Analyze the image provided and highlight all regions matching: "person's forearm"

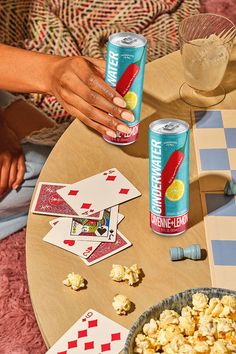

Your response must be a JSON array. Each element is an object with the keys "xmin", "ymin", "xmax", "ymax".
[{"xmin": 0, "ymin": 44, "xmax": 62, "ymax": 94}]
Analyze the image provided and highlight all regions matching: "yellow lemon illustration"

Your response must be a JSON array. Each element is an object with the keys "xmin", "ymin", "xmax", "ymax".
[
  {"xmin": 124, "ymin": 91, "xmax": 138, "ymax": 111},
  {"xmin": 165, "ymin": 179, "xmax": 185, "ymax": 202}
]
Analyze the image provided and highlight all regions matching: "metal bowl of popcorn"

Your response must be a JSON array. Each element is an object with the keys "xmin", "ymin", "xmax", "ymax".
[{"xmin": 124, "ymin": 287, "xmax": 236, "ymax": 353}]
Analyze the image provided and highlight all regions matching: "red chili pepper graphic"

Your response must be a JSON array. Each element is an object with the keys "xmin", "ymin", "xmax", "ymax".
[
  {"xmin": 116, "ymin": 49, "xmax": 145, "ymax": 96},
  {"xmin": 160, "ymin": 133, "xmax": 188, "ymax": 216}
]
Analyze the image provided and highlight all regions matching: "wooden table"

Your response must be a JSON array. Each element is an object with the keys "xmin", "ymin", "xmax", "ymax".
[{"xmin": 26, "ymin": 47, "xmax": 236, "ymax": 349}]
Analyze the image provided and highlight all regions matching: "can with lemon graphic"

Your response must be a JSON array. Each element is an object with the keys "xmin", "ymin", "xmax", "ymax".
[
  {"xmin": 149, "ymin": 119, "xmax": 190, "ymax": 236},
  {"xmin": 104, "ymin": 32, "xmax": 147, "ymax": 145}
]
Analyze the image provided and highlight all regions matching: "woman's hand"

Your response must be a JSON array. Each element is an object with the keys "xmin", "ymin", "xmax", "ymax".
[
  {"xmin": 0, "ymin": 118, "xmax": 25, "ymax": 196},
  {"xmin": 48, "ymin": 56, "xmax": 134, "ymax": 137}
]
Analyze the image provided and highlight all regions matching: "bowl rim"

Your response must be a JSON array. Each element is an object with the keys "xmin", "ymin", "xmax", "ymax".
[{"xmin": 124, "ymin": 287, "xmax": 236, "ymax": 353}]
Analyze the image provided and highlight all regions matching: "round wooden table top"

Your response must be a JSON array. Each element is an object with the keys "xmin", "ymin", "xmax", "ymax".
[{"xmin": 26, "ymin": 47, "xmax": 236, "ymax": 349}]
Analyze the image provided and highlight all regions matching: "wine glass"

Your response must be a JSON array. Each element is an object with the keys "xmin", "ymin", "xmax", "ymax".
[{"xmin": 179, "ymin": 14, "xmax": 236, "ymax": 107}]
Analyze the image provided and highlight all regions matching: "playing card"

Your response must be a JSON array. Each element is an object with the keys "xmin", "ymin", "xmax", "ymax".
[
  {"xmin": 46, "ymin": 308, "xmax": 129, "ymax": 353},
  {"xmin": 49, "ymin": 214, "xmax": 124, "ymax": 229},
  {"xmin": 31, "ymin": 182, "xmax": 104, "ymax": 220},
  {"xmin": 43, "ymin": 218, "xmax": 101, "ymax": 258},
  {"xmin": 49, "ymin": 217, "xmax": 61, "ymax": 227},
  {"xmin": 70, "ymin": 206, "xmax": 118, "ymax": 242},
  {"xmin": 57, "ymin": 168, "xmax": 141, "ymax": 217},
  {"xmin": 82, "ymin": 231, "xmax": 132, "ymax": 266}
]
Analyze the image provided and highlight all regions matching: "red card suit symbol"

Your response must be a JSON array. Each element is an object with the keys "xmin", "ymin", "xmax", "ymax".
[
  {"xmin": 84, "ymin": 341, "xmax": 94, "ymax": 350},
  {"xmin": 111, "ymin": 333, "xmax": 121, "ymax": 341},
  {"xmin": 101, "ymin": 343, "xmax": 111, "ymax": 351},
  {"xmin": 119, "ymin": 188, "xmax": 129, "ymax": 194},
  {"xmin": 106, "ymin": 175, "xmax": 116, "ymax": 181},
  {"xmin": 68, "ymin": 190, "xmax": 79, "ymax": 196},
  {"xmin": 88, "ymin": 319, "xmax": 98, "ymax": 328},
  {"xmin": 68, "ymin": 340, "xmax": 77, "ymax": 349},
  {"xmin": 81, "ymin": 203, "xmax": 92, "ymax": 209},
  {"xmin": 78, "ymin": 329, "xmax": 87, "ymax": 338},
  {"xmin": 83, "ymin": 246, "xmax": 93, "ymax": 257},
  {"xmin": 58, "ymin": 351, "xmax": 67, "ymax": 354},
  {"xmin": 49, "ymin": 192, "xmax": 64, "ymax": 206},
  {"xmin": 64, "ymin": 240, "xmax": 75, "ymax": 246}
]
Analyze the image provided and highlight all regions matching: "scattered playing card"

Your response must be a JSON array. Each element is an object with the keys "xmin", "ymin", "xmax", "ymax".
[
  {"xmin": 49, "ymin": 217, "xmax": 61, "ymax": 227},
  {"xmin": 70, "ymin": 206, "xmax": 118, "ymax": 243},
  {"xmin": 82, "ymin": 231, "xmax": 132, "ymax": 266},
  {"xmin": 49, "ymin": 213, "xmax": 124, "ymax": 230},
  {"xmin": 43, "ymin": 218, "xmax": 101, "ymax": 258},
  {"xmin": 57, "ymin": 168, "xmax": 141, "ymax": 217},
  {"xmin": 31, "ymin": 182, "xmax": 104, "ymax": 220},
  {"xmin": 46, "ymin": 309, "xmax": 129, "ymax": 354}
]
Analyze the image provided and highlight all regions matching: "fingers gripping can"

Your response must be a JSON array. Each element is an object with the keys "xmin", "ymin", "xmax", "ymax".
[
  {"xmin": 103, "ymin": 32, "xmax": 147, "ymax": 145},
  {"xmin": 149, "ymin": 119, "xmax": 190, "ymax": 236}
]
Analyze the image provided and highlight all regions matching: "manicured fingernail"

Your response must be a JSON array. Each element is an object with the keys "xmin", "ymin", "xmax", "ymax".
[
  {"xmin": 121, "ymin": 111, "xmax": 134, "ymax": 122},
  {"xmin": 117, "ymin": 124, "xmax": 131, "ymax": 134},
  {"xmin": 106, "ymin": 130, "xmax": 117, "ymax": 138},
  {"xmin": 13, "ymin": 185, "xmax": 19, "ymax": 190},
  {"xmin": 113, "ymin": 97, "xmax": 126, "ymax": 108}
]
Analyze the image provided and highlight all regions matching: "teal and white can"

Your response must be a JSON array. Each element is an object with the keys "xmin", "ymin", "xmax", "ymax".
[
  {"xmin": 149, "ymin": 119, "xmax": 190, "ymax": 236},
  {"xmin": 103, "ymin": 32, "xmax": 147, "ymax": 145}
]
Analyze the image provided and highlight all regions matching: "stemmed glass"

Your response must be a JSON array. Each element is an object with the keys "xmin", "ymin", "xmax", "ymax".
[{"xmin": 179, "ymin": 14, "xmax": 236, "ymax": 107}]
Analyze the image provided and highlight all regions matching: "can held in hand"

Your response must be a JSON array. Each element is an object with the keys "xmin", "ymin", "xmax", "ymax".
[
  {"xmin": 103, "ymin": 32, "xmax": 147, "ymax": 145},
  {"xmin": 149, "ymin": 119, "xmax": 190, "ymax": 236}
]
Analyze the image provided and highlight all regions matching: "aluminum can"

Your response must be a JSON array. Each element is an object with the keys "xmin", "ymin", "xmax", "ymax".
[
  {"xmin": 149, "ymin": 119, "xmax": 190, "ymax": 236},
  {"xmin": 103, "ymin": 32, "xmax": 147, "ymax": 145}
]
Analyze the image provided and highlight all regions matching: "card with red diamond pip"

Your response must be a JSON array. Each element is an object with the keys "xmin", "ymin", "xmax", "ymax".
[
  {"xmin": 35, "ymin": 168, "xmax": 141, "ymax": 265},
  {"xmin": 57, "ymin": 168, "xmax": 141, "ymax": 217},
  {"xmin": 31, "ymin": 182, "xmax": 104, "ymax": 220},
  {"xmin": 45, "ymin": 309, "xmax": 129, "ymax": 353}
]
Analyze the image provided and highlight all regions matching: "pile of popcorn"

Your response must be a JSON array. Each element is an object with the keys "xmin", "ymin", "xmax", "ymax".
[
  {"xmin": 134, "ymin": 293, "xmax": 236, "ymax": 353},
  {"xmin": 110, "ymin": 264, "xmax": 141, "ymax": 315},
  {"xmin": 112, "ymin": 294, "xmax": 131, "ymax": 315},
  {"xmin": 110, "ymin": 263, "xmax": 141, "ymax": 286},
  {"xmin": 63, "ymin": 272, "xmax": 85, "ymax": 291}
]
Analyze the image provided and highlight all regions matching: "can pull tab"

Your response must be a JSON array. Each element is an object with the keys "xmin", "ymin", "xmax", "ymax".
[
  {"xmin": 121, "ymin": 36, "xmax": 137, "ymax": 45},
  {"xmin": 163, "ymin": 122, "xmax": 179, "ymax": 131}
]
